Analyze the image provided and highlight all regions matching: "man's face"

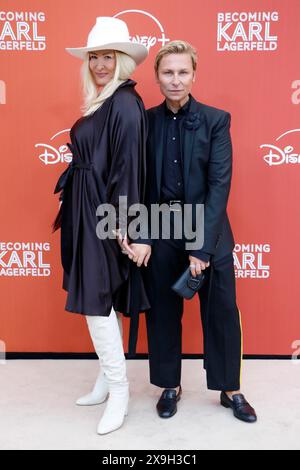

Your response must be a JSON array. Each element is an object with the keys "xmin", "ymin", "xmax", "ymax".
[{"xmin": 156, "ymin": 53, "xmax": 195, "ymax": 102}]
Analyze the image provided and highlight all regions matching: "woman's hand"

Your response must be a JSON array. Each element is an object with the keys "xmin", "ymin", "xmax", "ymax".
[
  {"xmin": 113, "ymin": 230, "xmax": 136, "ymax": 257},
  {"xmin": 113, "ymin": 229, "xmax": 151, "ymax": 266}
]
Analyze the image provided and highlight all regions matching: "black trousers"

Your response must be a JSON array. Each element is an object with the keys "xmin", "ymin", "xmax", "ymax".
[{"xmin": 145, "ymin": 220, "xmax": 242, "ymax": 391}]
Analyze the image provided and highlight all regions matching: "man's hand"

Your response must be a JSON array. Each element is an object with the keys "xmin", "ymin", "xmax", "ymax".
[
  {"xmin": 129, "ymin": 244, "xmax": 152, "ymax": 267},
  {"xmin": 189, "ymin": 255, "xmax": 210, "ymax": 277}
]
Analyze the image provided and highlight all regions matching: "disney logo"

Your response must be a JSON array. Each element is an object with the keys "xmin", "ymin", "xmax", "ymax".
[
  {"xmin": 130, "ymin": 35, "xmax": 156, "ymax": 48},
  {"xmin": 260, "ymin": 144, "xmax": 300, "ymax": 166},
  {"xmin": 35, "ymin": 144, "xmax": 73, "ymax": 165},
  {"xmin": 115, "ymin": 10, "xmax": 170, "ymax": 48}
]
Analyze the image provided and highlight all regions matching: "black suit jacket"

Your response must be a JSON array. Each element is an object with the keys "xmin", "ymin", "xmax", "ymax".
[{"xmin": 138, "ymin": 94, "xmax": 235, "ymax": 261}]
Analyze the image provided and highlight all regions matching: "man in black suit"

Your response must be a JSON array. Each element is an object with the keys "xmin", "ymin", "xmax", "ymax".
[{"xmin": 125, "ymin": 41, "xmax": 257, "ymax": 423}]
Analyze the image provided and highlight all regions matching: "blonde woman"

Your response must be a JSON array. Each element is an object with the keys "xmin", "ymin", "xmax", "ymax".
[{"xmin": 53, "ymin": 17, "xmax": 151, "ymax": 435}]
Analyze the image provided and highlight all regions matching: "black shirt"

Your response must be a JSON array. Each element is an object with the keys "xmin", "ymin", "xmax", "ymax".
[{"xmin": 160, "ymin": 96, "xmax": 191, "ymax": 202}]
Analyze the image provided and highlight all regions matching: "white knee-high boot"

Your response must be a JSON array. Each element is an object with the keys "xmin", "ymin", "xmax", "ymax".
[
  {"xmin": 86, "ymin": 310, "xmax": 129, "ymax": 435},
  {"xmin": 76, "ymin": 311, "xmax": 123, "ymax": 406},
  {"xmin": 76, "ymin": 367, "xmax": 108, "ymax": 406}
]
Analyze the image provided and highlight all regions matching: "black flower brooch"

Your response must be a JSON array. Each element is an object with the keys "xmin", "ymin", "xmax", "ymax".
[{"xmin": 183, "ymin": 112, "xmax": 202, "ymax": 130}]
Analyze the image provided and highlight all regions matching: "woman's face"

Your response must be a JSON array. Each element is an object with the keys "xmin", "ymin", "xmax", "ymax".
[{"xmin": 88, "ymin": 50, "xmax": 116, "ymax": 88}]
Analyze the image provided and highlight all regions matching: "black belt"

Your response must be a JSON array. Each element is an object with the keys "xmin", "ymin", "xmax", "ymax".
[
  {"xmin": 53, "ymin": 143, "xmax": 93, "ymax": 200},
  {"xmin": 161, "ymin": 199, "xmax": 184, "ymax": 211}
]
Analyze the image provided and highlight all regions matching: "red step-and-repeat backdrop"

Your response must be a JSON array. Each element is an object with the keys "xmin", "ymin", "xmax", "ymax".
[{"xmin": 0, "ymin": 0, "xmax": 299, "ymax": 356}]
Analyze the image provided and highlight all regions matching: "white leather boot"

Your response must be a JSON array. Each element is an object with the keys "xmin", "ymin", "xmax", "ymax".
[
  {"xmin": 76, "ymin": 368, "xmax": 108, "ymax": 406},
  {"xmin": 76, "ymin": 312, "xmax": 123, "ymax": 406},
  {"xmin": 86, "ymin": 309, "xmax": 129, "ymax": 435}
]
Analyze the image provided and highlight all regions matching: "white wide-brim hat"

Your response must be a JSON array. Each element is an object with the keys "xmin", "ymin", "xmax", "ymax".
[{"xmin": 65, "ymin": 16, "xmax": 148, "ymax": 65}]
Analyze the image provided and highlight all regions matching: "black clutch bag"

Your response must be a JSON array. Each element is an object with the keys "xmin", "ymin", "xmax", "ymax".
[{"xmin": 171, "ymin": 267, "xmax": 206, "ymax": 299}]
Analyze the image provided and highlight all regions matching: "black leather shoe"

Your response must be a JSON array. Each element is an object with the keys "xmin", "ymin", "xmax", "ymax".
[
  {"xmin": 156, "ymin": 386, "xmax": 182, "ymax": 418},
  {"xmin": 220, "ymin": 391, "xmax": 257, "ymax": 423}
]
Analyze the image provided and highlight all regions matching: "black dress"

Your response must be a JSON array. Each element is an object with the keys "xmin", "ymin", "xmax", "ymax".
[{"xmin": 53, "ymin": 79, "xmax": 150, "ymax": 324}]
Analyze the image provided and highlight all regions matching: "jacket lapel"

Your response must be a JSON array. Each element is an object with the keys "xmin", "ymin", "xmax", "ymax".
[
  {"xmin": 180, "ymin": 96, "xmax": 204, "ymax": 198},
  {"xmin": 180, "ymin": 120, "xmax": 195, "ymax": 191}
]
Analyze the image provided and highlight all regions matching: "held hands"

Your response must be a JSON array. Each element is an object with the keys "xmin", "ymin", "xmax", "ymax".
[
  {"xmin": 189, "ymin": 255, "xmax": 210, "ymax": 277},
  {"xmin": 114, "ymin": 229, "xmax": 151, "ymax": 267},
  {"xmin": 128, "ymin": 244, "xmax": 152, "ymax": 267},
  {"xmin": 114, "ymin": 231, "xmax": 205, "ymax": 272}
]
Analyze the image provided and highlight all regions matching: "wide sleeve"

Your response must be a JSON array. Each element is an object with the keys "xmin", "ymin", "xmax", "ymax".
[{"xmin": 106, "ymin": 91, "xmax": 147, "ymax": 239}]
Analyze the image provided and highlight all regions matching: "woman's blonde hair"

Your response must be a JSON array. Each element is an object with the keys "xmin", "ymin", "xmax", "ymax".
[
  {"xmin": 81, "ymin": 50, "xmax": 136, "ymax": 116},
  {"xmin": 154, "ymin": 40, "xmax": 197, "ymax": 75}
]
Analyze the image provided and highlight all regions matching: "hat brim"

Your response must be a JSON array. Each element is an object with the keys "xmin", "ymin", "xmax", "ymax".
[{"xmin": 65, "ymin": 42, "xmax": 148, "ymax": 65}]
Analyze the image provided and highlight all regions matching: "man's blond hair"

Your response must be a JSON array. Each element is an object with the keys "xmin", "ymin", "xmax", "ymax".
[{"xmin": 154, "ymin": 40, "xmax": 197, "ymax": 75}]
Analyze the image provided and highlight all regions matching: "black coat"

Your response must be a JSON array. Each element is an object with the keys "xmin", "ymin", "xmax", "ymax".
[
  {"xmin": 144, "ymin": 95, "xmax": 235, "ymax": 260},
  {"xmin": 53, "ymin": 79, "xmax": 150, "ymax": 317}
]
